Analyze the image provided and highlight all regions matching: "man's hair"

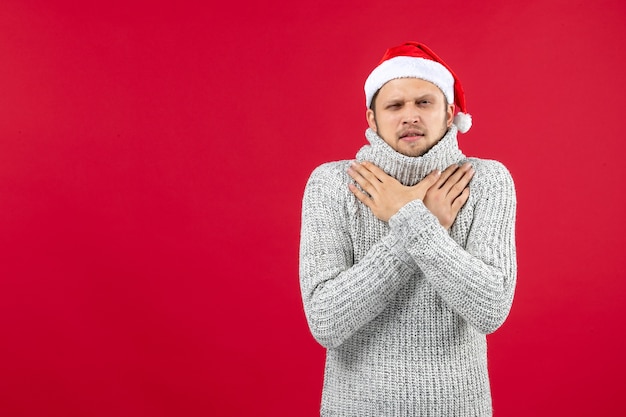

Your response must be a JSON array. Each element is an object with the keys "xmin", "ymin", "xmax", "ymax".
[{"xmin": 369, "ymin": 90, "xmax": 380, "ymax": 112}]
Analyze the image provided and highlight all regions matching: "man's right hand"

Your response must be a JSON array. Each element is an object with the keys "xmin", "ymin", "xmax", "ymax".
[
  {"xmin": 348, "ymin": 161, "xmax": 441, "ymax": 222},
  {"xmin": 423, "ymin": 162, "xmax": 474, "ymax": 230}
]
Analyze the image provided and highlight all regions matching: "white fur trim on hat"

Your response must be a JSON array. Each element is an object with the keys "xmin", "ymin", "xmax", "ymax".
[{"xmin": 364, "ymin": 56, "xmax": 455, "ymax": 108}]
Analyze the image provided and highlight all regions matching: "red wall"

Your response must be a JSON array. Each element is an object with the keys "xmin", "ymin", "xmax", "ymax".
[{"xmin": 1, "ymin": 1, "xmax": 625, "ymax": 416}]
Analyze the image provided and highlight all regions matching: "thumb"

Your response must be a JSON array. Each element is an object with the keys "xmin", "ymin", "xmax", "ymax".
[
  {"xmin": 420, "ymin": 169, "xmax": 441, "ymax": 189},
  {"xmin": 412, "ymin": 169, "xmax": 441, "ymax": 201}
]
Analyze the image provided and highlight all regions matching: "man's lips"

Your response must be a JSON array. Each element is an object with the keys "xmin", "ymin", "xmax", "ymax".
[{"xmin": 399, "ymin": 130, "xmax": 424, "ymax": 142}]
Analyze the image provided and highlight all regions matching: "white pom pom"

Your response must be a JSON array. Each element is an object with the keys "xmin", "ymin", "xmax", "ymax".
[{"xmin": 453, "ymin": 112, "xmax": 472, "ymax": 133}]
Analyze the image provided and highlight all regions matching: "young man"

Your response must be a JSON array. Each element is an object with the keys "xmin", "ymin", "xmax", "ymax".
[{"xmin": 299, "ymin": 42, "xmax": 517, "ymax": 416}]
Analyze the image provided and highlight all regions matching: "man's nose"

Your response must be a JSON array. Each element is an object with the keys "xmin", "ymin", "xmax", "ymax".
[{"xmin": 403, "ymin": 104, "xmax": 421, "ymax": 124}]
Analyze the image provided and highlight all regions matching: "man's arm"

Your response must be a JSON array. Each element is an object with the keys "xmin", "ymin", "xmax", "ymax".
[
  {"xmin": 388, "ymin": 160, "xmax": 517, "ymax": 333},
  {"xmin": 299, "ymin": 162, "xmax": 441, "ymax": 349}
]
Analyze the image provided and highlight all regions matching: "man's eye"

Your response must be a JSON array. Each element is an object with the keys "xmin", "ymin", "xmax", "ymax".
[{"xmin": 387, "ymin": 103, "xmax": 401, "ymax": 109}]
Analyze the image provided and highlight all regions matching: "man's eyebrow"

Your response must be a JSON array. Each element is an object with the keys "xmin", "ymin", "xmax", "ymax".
[
  {"xmin": 414, "ymin": 93, "xmax": 437, "ymax": 100},
  {"xmin": 379, "ymin": 99, "xmax": 404, "ymax": 107},
  {"xmin": 383, "ymin": 93, "xmax": 438, "ymax": 103},
  {"xmin": 382, "ymin": 96, "xmax": 404, "ymax": 103}
]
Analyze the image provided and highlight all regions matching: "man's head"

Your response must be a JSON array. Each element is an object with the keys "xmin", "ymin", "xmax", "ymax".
[{"xmin": 364, "ymin": 42, "xmax": 471, "ymax": 157}]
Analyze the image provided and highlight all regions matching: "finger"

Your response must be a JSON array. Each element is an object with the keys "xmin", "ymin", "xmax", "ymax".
[
  {"xmin": 418, "ymin": 169, "xmax": 442, "ymax": 190},
  {"xmin": 440, "ymin": 162, "xmax": 472, "ymax": 194},
  {"xmin": 351, "ymin": 162, "xmax": 384, "ymax": 187},
  {"xmin": 348, "ymin": 164, "xmax": 380, "ymax": 196},
  {"xmin": 435, "ymin": 164, "xmax": 461, "ymax": 189},
  {"xmin": 450, "ymin": 187, "xmax": 470, "ymax": 214},
  {"xmin": 360, "ymin": 161, "xmax": 390, "ymax": 183},
  {"xmin": 445, "ymin": 165, "xmax": 474, "ymax": 200},
  {"xmin": 348, "ymin": 182, "xmax": 375, "ymax": 209},
  {"xmin": 350, "ymin": 161, "xmax": 385, "ymax": 192}
]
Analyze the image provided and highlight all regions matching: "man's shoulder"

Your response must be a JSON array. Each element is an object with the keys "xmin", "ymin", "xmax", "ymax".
[
  {"xmin": 466, "ymin": 157, "xmax": 512, "ymax": 176},
  {"xmin": 303, "ymin": 159, "xmax": 354, "ymax": 205},
  {"xmin": 466, "ymin": 157, "xmax": 515, "ymax": 190},
  {"xmin": 306, "ymin": 160, "xmax": 352, "ymax": 185},
  {"xmin": 466, "ymin": 156, "xmax": 508, "ymax": 170}
]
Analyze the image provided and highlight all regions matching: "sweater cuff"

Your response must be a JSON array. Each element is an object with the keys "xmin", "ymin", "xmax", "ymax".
[
  {"xmin": 380, "ymin": 200, "xmax": 431, "ymax": 267},
  {"xmin": 394, "ymin": 197, "xmax": 440, "ymax": 225},
  {"xmin": 381, "ymin": 229, "xmax": 416, "ymax": 268},
  {"xmin": 386, "ymin": 199, "xmax": 442, "ymax": 258}
]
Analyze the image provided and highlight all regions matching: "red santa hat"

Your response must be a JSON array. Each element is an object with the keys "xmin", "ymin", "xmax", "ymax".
[{"xmin": 364, "ymin": 41, "xmax": 472, "ymax": 133}]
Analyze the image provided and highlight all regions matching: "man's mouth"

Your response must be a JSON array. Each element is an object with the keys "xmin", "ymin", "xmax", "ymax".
[{"xmin": 400, "ymin": 130, "xmax": 424, "ymax": 141}]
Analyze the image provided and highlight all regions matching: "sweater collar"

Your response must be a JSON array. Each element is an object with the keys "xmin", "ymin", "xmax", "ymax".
[{"xmin": 355, "ymin": 125, "xmax": 466, "ymax": 185}]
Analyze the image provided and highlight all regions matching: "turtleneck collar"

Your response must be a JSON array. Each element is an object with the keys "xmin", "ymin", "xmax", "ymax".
[{"xmin": 355, "ymin": 125, "xmax": 466, "ymax": 186}]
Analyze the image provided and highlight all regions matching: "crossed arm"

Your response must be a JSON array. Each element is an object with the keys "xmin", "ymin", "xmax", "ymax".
[
  {"xmin": 300, "ymin": 161, "xmax": 488, "ymax": 347},
  {"xmin": 345, "ymin": 160, "xmax": 515, "ymax": 332}
]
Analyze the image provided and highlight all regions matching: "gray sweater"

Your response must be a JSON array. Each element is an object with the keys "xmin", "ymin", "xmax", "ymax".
[{"xmin": 299, "ymin": 126, "xmax": 517, "ymax": 416}]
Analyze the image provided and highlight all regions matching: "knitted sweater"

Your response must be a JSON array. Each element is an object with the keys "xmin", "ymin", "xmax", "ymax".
[{"xmin": 299, "ymin": 126, "xmax": 517, "ymax": 416}]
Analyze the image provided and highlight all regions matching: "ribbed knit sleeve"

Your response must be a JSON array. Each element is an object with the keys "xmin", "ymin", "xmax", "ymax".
[
  {"xmin": 299, "ymin": 162, "xmax": 415, "ymax": 348},
  {"xmin": 387, "ymin": 159, "xmax": 517, "ymax": 334}
]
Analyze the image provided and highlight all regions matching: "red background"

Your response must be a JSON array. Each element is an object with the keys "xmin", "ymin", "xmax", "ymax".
[{"xmin": 1, "ymin": 0, "xmax": 625, "ymax": 416}]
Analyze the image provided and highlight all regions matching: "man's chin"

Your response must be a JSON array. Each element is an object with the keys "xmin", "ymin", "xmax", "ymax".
[{"xmin": 397, "ymin": 146, "xmax": 427, "ymax": 158}]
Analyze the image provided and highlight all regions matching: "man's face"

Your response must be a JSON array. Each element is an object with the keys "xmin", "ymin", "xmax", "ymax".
[{"xmin": 366, "ymin": 78, "xmax": 454, "ymax": 157}]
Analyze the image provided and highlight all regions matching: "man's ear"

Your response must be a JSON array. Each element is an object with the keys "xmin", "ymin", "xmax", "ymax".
[
  {"xmin": 366, "ymin": 109, "xmax": 377, "ymax": 132},
  {"xmin": 446, "ymin": 104, "xmax": 455, "ymax": 128}
]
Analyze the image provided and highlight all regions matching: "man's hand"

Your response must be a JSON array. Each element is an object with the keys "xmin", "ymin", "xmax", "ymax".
[
  {"xmin": 347, "ymin": 161, "xmax": 441, "ymax": 222},
  {"xmin": 423, "ymin": 162, "xmax": 474, "ymax": 230}
]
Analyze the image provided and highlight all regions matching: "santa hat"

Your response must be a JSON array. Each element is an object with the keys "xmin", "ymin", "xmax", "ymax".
[{"xmin": 364, "ymin": 41, "xmax": 472, "ymax": 133}]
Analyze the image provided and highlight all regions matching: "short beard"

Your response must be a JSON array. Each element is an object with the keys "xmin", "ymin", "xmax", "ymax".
[
  {"xmin": 368, "ymin": 94, "xmax": 452, "ymax": 156},
  {"xmin": 370, "ymin": 114, "xmax": 451, "ymax": 158}
]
